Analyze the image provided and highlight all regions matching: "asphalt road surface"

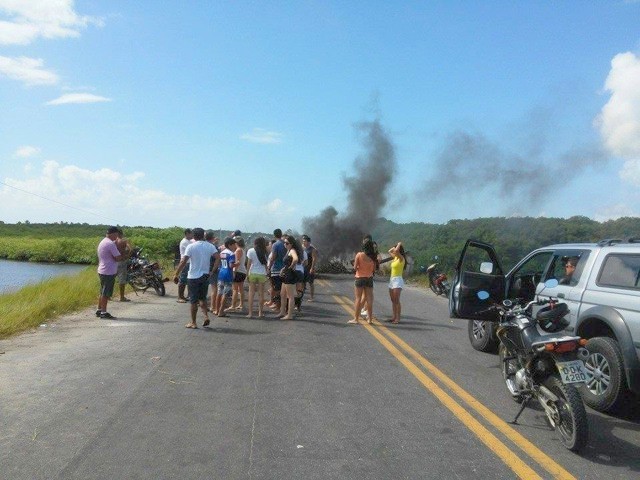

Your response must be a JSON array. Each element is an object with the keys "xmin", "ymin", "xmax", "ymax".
[{"xmin": 1, "ymin": 275, "xmax": 639, "ymax": 479}]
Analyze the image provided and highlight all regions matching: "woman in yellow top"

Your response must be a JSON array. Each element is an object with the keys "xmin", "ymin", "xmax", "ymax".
[
  {"xmin": 348, "ymin": 239, "xmax": 377, "ymax": 324},
  {"xmin": 388, "ymin": 241, "xmax": 406, "ymax": 324}
]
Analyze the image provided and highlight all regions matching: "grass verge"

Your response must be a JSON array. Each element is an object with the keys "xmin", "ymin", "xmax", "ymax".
[{"xmin": 0, "ymin": 267, "xmax": 98, "ymax": 339}]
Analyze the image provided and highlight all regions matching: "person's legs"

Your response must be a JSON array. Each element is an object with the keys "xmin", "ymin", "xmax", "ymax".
[
  {"xmin": 209, "ymin": 280, "xmax": 217, "ymax": 312},
  {"xmin": 117, "ymin": 261, "xmax": 128, "ymax": 301},
  {"xmin": 217, "ymin": 282, "xmax": 231, "ymax": 317},
  {"xmin": 349, "ymin": 285, "xmax": 364, "ymax": 324},
  {"xmin": 247, "ymin": 281, "xmax": 255, "ymax": 317},
  {"xmin": 257, "ymin": 281, "xmax": 265, "ymax": 316},
  {"xmin": 365, "ymin": 286, "xmax": 374, "ymax": 323},
  {"xmin": 229, "ymin": 281, "xmax": 239, "ymax": 311},
  {"xmin": 98, "ymin": 274, "xmax": 116, "ymax": 317},
  {"xmin": 178, "ymin": 263, "xmax": 190, "ymax": 301},
  {"xmin": 283, "ymin": 284, "xmax": 296, "ymax": 319},
  {"xmin": 278, "ymin": 283, "xmax": 288, "ymax": 316},
  {"xmin": 186, "ymin": 278, "xmax": 199, "ymax": 328},
  {"xmin": 390, "ymin": 288, "xmax": 402, "ymax": 323},
  {"xmin": 238, "ymin": 277, "xmax": 246, "ymax": 310},
  {"xmin": 271, "ymin": 276, "xmax": 282, "ymax": 310},
  {"xmin": 294, "ymin": 279, "xmax": 304, "ymax": 311}
]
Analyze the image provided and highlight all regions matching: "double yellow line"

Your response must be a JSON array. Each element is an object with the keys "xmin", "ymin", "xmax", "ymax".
[{"xmin": 332, "ymin": 293, "xmax": 576, "ymax": 480}]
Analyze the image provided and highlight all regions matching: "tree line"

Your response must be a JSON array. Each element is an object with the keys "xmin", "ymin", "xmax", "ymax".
[{"xmin": 1, "ymin": 217, "xmax": 638, "ymax": 272}]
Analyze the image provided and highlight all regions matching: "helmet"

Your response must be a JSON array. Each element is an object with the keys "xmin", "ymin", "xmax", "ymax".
[{"xmin": 536, "ymin": 302, "xmax": 570, "ymax": 333}]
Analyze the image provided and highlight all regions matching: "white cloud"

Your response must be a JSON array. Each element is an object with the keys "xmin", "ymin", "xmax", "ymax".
[
  {"xmin": 598, "ymin": 51, "xmax": 640, "ymax": 186},
  {"xmin": 0, "ymin": 55, "xmax": 58, "ymax": 85},
  {"xmin": 14, "ymin": 145, "xmax": 40, "ymax": 158},
  {"xmin": 619, "ymin": 158, "xmax": 640, "ymax": 187},
  {"xmin": 0, "ymin": 0, "xmax": 103, "ymax": 45},
  {"xmin": 240, "ymin": 128, "xmax": 284, "ymax": 144},
  {"xmin": 46, "ymin": 92, "xmax": 111, "ymax": 105},
  {"xmin": 0, "ymin": 161, "xmax": 292, "ymax": 230}
]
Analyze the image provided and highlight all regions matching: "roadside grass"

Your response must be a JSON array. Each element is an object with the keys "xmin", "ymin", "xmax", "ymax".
[{"xmin": 0, "ymin": 267, "xmax": 98, "ymax": 339}]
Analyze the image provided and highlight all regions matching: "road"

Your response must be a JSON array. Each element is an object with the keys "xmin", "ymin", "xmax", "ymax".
[{"xmin": 1, "ymin": 275, "xmax": 639, "ymax": 479}]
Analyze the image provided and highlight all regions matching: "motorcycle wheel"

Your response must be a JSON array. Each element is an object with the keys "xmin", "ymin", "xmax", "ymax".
[
  {"xmin": 499, "ymin": 344, "xmax": 524, "ymax": 403},
  {"xmin": 430, "ymin": 282, "xmax": 440, "ymax": 295},
  {"xmin": 154, "ymin": 280, "xmax": 166, "ymax": 297},
  {"xmin": 543, "ymin": 376, "xmax": 589, "ymax": 452}
]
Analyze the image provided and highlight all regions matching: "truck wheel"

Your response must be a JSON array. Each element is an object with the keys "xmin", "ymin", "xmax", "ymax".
[
  {"xmin": 579, "ymin": 336, "xmax": 627, "ymax": 412},
  {"xmin": 468, "ymin": 320, "xmax": 499, "ymax": 353}
]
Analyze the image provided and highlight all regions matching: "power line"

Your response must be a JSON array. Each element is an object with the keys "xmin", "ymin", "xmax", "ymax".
[{"xmin": 0, "ymin": 180, "xmax": 120, "ymax": 224}]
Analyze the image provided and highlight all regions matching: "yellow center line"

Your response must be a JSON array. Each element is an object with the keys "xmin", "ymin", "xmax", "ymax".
[
  {"xmin": 332, "ymin": 294, "xmax": 542, "ymax": 480},
  {"xmin": 370, "ymin": 316, "xmax": 576, "ymax": 480}
]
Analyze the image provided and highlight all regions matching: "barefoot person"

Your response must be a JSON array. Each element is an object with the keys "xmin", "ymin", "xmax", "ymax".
[
  {"xmin": 301, "ymin": 235, "xmax": 317, "ymax": 302},
  {"xmin": 348, "ymin": 238, "xmax": 376, "ymax": 325},
  {"xmin": 277, "ymin": 235, "xmax": 302, "ymax": 320},
  {"xmin": 246, "ymin": 236, "xmax": 269, "ymax": 318},
  {"xmin": 388, "ymin": 241, "xmax": 406, "ymax": 324},
  {"xmin": 229, "ymin": 236, "xmax": 247, "ymax": 312},
  {"xmin": 215, "ymin": 237, "xmax": 237, "ymax": 318},
  {"xmin": 173, "ymin": 228, "xmax": 218, "ymax": 329}
]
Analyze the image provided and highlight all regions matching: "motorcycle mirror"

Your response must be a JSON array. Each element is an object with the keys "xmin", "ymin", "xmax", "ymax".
[
  {"xmin": 480, "ymin": 262, "xmax": 493, "ymax": 274},
  {"xmin": 477, "ymin": 290, "xmax": 490, "ymax": 300},
  {"xmin": 434, "ymin": 255, "xmax": 439, "ymax": 260}
]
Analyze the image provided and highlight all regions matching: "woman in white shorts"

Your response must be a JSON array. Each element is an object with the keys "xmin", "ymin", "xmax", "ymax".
[{"xmin": 387, "ymin": 241, "xmax": 406, "ymax": 324}]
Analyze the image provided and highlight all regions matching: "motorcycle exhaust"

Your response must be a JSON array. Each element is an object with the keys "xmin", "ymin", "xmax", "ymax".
[{"xmin": 577, "ymin": 347, "xmax": 590, "ymax": 361}]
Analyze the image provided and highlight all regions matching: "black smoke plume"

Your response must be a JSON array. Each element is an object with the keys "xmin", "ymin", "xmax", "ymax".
[
  {"xmin": 302, "ymin": 118, "xmax": 396, "ymax": 263},
  {"xmin": 421, "ymin": 126, "xmax": 607, "ymax": 217}
]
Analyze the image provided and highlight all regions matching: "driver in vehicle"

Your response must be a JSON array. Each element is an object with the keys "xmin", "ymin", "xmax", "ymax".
[{"xmin": 559, "ymin": 256, "xmax": 579, "ymax": 285}]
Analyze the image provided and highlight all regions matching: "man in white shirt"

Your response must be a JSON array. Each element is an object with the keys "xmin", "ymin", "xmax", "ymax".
[{"xmin": 173, "ymin": 228, "xmax": 218, "ymax": 329}]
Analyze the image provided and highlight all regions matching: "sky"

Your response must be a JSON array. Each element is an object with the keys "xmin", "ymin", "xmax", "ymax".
[{"xmin": 1, "ymin": 1, "xmax": 640, "ymax": 232}]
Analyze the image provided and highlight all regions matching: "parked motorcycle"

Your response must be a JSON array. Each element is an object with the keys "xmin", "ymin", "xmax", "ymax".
[
  {"xmin": 127, "ymin": 247, "xmax": 166, "ymax": 296},
  {"xmin": 477, "ymin": 279, "xmax": 589, "ymax": 452},
  {"xmin": 427, "ymin": 260, "xmax": 450, "ymax": 296}
]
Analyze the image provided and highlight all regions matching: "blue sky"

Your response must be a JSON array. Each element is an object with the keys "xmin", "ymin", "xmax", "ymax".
[{"xmin": 1, "ymin": 1, "xmax": 639, "ymax": 232}]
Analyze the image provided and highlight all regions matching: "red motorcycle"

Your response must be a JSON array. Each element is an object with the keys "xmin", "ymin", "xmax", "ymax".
[{"xmin": 427, "ymin": 261, "xmax": 450, "ymax": 296}]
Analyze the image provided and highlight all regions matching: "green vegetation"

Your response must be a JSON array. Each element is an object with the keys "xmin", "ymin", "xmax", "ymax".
[
  {"xmin": 0, "ymin": 216, "xmax": 638, "ymax": 338},
  {"xmin": 372, "ymin": 215, "xmax": 640, "ymax": 276},
  {"xmin": 0, "ymin": 222, "xmax": 184, "ymax": 264},
  {"xmin": 0, "ymin": 267, "xmax": 97, "ymax": 338}
]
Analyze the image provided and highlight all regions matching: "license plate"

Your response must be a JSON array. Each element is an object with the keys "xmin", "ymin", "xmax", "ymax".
[{"xmin": 556, "ymin": 360, "xmax": 588, "ymax": 384}]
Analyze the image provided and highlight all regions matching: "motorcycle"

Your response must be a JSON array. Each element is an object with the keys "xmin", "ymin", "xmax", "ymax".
[
  {"xmin": 477, "ymin": 279, "xmax": 589, "ymax": 452},
  {"xmin": 127, "ymin": 247, "xmax": 166, "ymax": 297},
  {"xmin": 427, "ymin": 260, "xmax": 450, "ymax": 296}
]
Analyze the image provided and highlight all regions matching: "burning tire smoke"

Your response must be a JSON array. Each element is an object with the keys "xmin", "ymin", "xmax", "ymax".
[{"xmin": 302, "ymin": 118, "xmax": 396, "ymax": 266}]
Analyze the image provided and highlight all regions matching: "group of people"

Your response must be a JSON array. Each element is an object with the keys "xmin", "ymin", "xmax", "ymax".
[
  {"xmin": 172, "ymin": 228, "xmax": 318, "ymax": 329},
  {"xmin": 350, "ymin": 236, "xmax": 407, "ymax": 325},
  {"xmin": 96, "ymin": 225, "xmax": 407, "ymax": 328}
]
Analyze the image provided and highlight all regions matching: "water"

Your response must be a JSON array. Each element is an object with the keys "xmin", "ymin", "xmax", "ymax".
[{"xmin": 0, "ymin": 259, "xmax": 88, "ymax": 294}]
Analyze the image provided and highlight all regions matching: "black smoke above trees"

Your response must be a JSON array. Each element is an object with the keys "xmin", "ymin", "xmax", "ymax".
[
  {"xmin": 421, "ymin": 119, "xmax": 607, "ymax": 217},
  {"xmin": 302, "ymin": 118, "xmax": 396, "ymax": 264}
]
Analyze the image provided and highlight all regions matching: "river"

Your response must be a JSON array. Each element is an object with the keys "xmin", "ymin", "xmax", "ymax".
[{"xmin": 0, "ymin": 259, "xmax": 88, "ymax": 294}]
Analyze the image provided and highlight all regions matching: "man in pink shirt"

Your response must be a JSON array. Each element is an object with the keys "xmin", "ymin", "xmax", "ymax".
[{"xmin": 96, "ymin": 226, "xmax": 126, "ymax": 319}]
